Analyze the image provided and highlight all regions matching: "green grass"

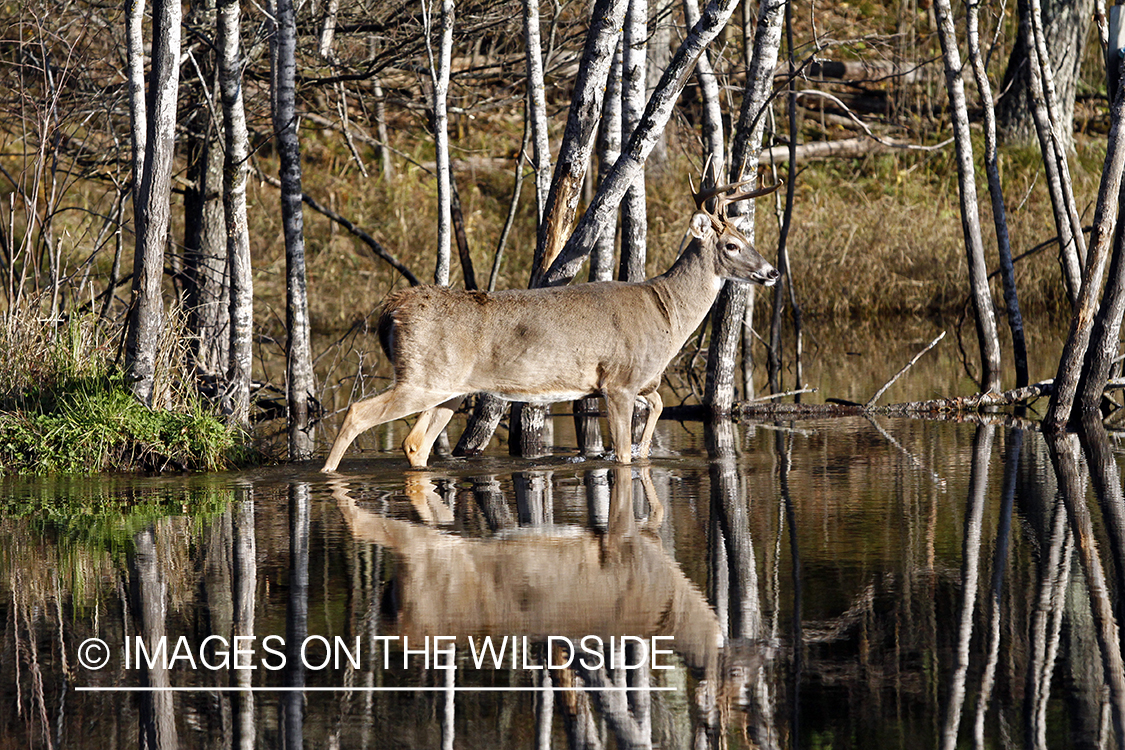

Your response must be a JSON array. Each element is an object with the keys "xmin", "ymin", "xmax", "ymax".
[{"xmin": 0, "ymin": 312, "xmax": 244, "ymax": 474}]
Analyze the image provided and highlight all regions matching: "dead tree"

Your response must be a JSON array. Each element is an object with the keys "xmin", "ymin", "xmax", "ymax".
[
  {"xmin": 124, "ymin": 0, "xmax": 181, "ymax": 407},
  {"xmin": 217, "ymin": 0, "xmax": 253, "ymax": 426},
  {"xmin": 933, "ymin": 0, "xmax": 1002, "ymax": 394},
  {"xmin": 272, "ymin": 0, "xmax": 317, "ymax": 458},
  {"xmin": 703, "ymin": 0, "xmax": 785, "ymax": 415}
]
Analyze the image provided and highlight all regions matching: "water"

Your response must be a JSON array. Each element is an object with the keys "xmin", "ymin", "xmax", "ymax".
[{"xmin": 2, "ymin": 409, "xmax": 1124, "ymax": 749}]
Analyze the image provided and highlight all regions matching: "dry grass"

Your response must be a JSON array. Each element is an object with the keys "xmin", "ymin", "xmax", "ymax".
[{"xmin": 243, "ymin": 118, "xmax": 1102, "ymax": 343}]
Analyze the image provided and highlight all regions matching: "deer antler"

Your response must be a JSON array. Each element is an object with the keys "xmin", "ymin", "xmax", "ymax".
[{"xmin": 690, "ymin": 172, "xmax": 784, "ymax": 225}]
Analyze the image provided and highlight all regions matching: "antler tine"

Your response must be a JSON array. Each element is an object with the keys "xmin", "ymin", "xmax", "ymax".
[
  {"xmin": 693, "ymin": 176, "xmax": 785, "ymax": 217},
  {"xmin": 717, "ymin": 178, "xmax": 785, "ymax": 210},
  {"xmin": 692, "ymin": 174, "xmax": 758, "ymax": 213}
]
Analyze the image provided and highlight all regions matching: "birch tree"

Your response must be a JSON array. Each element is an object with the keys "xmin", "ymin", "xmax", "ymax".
[
  {"xmin": 541, "ymin": 0, "xmax": 749, "ymax": 287},
  {"xmin": 1016, "ymin": 0, "xmax": 1086, "ymax": 304},
  {"xmin": 702, "ymin": 0, "xmax": 784, "ymax": 414},
  {"xmin": 618, "ymin": 0, "xmax": 648, "ymax": 283},
  {"xmin": 124, "ymin": 0, "xmax": 182, "ymax": 407},
  {"xmin": 218, "ymin": 0, "xmax": 254, "ymax": 427},
  {"xmin": 272, "ymin": 0, "xmax": 317, "ymax": 459},
  {"xmin": 523, "ymin": 0, "xmax": 552, "ymax": 221},
  {"xmin": 530, "ymin": 0, "xmax": 629, "ymax": 285},
  {"xmin": 424, "ymin": 0, "xmax": 455, "ymax": 286},
  {"xmin": 933, "ymin": 0, "xmax": 1002, "ymax": 394},
  {"xmin": 967, "ymin": 0, "xmax": 1028, "ymax": 388}
]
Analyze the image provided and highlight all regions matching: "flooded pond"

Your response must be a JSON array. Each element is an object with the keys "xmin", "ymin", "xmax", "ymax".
[{"xmin": 4, "ymin": 404, "xmax": 1125, "ymax": 749}]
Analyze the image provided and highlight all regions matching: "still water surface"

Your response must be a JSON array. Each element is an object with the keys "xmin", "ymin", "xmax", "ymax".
[{"xmin": 3, "ymin": 410, "xmax": 1125, "ymax": 748}]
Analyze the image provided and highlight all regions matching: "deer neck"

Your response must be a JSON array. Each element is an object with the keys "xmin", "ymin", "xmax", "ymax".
[{"xmin": 647, "ymin": 239, "xmax": 724, "ymax": 339}]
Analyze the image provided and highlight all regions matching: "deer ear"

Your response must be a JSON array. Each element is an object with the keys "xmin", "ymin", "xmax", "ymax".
[{"xmin": 689, "ymin": 212, "xmax": 712, "ymax": 239}]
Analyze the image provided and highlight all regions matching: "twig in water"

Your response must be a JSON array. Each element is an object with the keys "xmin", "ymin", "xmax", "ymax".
[
  {"xmin": 746, "ymin": 386, "xmax": 818, "ymax": 403},
  {"xmin": 865, "ymin": 331, "xmax": 946, "ymax": 409}
]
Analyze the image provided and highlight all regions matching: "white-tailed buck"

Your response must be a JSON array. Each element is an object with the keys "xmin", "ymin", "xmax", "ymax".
[{"xmin": 321, "ymin": 178, "xmax": 780, "ymax": 472}]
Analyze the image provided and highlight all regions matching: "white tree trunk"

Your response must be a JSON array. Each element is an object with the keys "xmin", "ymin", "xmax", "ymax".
[
  {"xmin": 125, "ymin": 0, "xmax": 181, "ymax": 407},
  {"xmin": 618, "ymin": 0, "xmax": 647, "ymax": 283},
  {"xmin": 523, "ymin": 0, "xmax": 552, "ymax": 223},
  {"xmin": 703, "ymin": 0, "xmax": 784, "ymax": 413},
  {"xmin": 272, "ymin": 0, "xmax": 317, "ymax": 458},
  {"xmin": 424, "ymin": 0, "xmax": 455, "ymax": 286},
  {"xmin": 531, "ymin": 0, "xmax": 628, "ymax": 284},
  {"xmin": 218, "ymin": 0, "xmax": 254, "ymax": 427},
  {"xmin": 542, "ymin": 0, "xmax": 746, "ymax": 287},
  {"xmin": 933, "ymin": 0, "xmax": 1002, "ymax": 394}
]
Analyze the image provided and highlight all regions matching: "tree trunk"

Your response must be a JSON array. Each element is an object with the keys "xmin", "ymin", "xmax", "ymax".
[
  {"xmin": 272, "ymin": 0, "xmax": 317, "ymax": 459},
  {"xmin": 218, "ymin": 0, "xmax": 254, "ymax": 427},
  {"xmin": 530, "ymin": 0, "xmax": 628, "ymax": 284},
  {"xmin": 1012, "ymin": 0, "xmax": 1087, "ymax": 304},
  {"xmin": 591, "ymin": 39, "xmax": 623, "ymax": 283},
  {"xmin": 424, "ymin": 0, "xmax": 455, "ymax": 286},
  {"xmin": 968, "ymin": 0, "xmax": 1029, "ymax": 388},
  {"xmin": 933, "ymin": 0, "xmax": 1003, "ymax": 393},
  {"xmin": 542, "ymin": 0, "xmax": 749, "ymax": 288},
  {"xmin": 125, "ymin": 0, "xmax": 181, "ymax": 408},
  {"xmin": 645, "ymin": 0, "xmax": 674, "ymax": 171},
  {"xmin": 577, "ymin": 38, "xmax": 624, "ymax": 456},
  {"xmin": 618, "ymin": 0, "xmax": 647, "ymax": 283},
  {"xmin": 703, "ymin": 0, "xmax": 785, "ymax": 415},
  {"xmin": 523, "ymin": 0, "xmax": 552, "ymax": 222},
  {"xmin": 182, "ymin": 0, "xmax": 230, "ymax": 380},
  {"xmin": 996, "ymin": 0, "xmax": 1092, "ymax": 148},
  {"xmin": 1047, "ymin": 74, "xmax": 1125, "ymax": 424}
]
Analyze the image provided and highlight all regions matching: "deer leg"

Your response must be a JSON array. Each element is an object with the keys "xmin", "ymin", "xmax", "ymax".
[
  {"xmin": 321, "ymin": 386, "xmax": 453, "ymax": 472},
  {"xmin": 402, "ymin": 397, "xmax": 464, "ymax": 467},
  {"xmin": 605, "ymin": 391, "xmax": 638, "ymax": 464},
  {"xmin": 636, "ymin": 390, "xmax": 663, "ymax": 460}
]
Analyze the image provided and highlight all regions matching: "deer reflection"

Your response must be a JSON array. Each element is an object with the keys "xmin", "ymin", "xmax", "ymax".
[
  {"xmin": 329, "ymin": 465, "xmax": 735, "ymax": 749},
  {"xmin": 330, "ymin": 466, "xmax": 719, "ymax": 675}
]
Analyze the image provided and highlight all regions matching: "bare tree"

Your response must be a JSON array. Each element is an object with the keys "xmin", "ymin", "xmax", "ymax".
[
  {"xmin": 1045, "ymin": 74, "xmax": 1125, "ymax": 426},
  {"xmin": 1014, "ymin": 0, "xmax": 1086, "ymax": 304},
  {"xmin": 523, "ymin": 0, "xmax": 552, "ymax": 221},
  {"xmin": 933, "ymin": 0, "xmax": 1002, "ymax": 393},
  {"xmin": 424, "ymin": 0, "xmax": 455, "ymax": 286},
  {"xmin": 218, "ymin": 0, "xmax": 254, "ymax": 427},
  {"xmin": 968, "ymin": 0, "xmax": 1028, "ymax": 388},
  {"xmin": 530, "ymin": 0, "xmax": 629, "ymax": 285},
  {"xmin": 703, "ymin": 0, "xmax": 784, "ymax": 414},
  {"xmin": 272, "ymin": 0, "xmax": 317, "ymax": 458},
  {"xmin": 618, "ymin": 0, "xmax": 648, "ymax": 283},
  {"xmin": 124, "ymin": 0, "xmax": 182, "ymax": 407},
  {"xmin": 542, "ymin": 0, "xmax": 750, "ymax": 287}
]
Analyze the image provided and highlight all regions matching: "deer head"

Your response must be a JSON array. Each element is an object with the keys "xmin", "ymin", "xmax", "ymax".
[{"xmin": 690, "ymin": 175, "xmax": 782, "ymax": 286}]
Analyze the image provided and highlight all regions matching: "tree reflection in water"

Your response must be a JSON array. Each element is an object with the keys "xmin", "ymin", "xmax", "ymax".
[{"xmin": 6, "ymin": 416, "xmax": 1125, "ymax": 747}]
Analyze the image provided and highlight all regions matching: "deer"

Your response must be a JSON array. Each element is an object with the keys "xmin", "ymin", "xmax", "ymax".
[{"xmin": 321, "ymin": 177, "xmax": 781, "ymax": 472}]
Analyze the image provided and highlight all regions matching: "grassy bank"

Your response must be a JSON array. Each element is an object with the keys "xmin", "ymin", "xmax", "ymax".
[{"xmin": 0, "ymin": 312, "xmax": 243, "ymax": 474}]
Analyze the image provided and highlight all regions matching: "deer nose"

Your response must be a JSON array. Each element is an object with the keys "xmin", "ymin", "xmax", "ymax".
[{"xmin": 766, "ymin": 268, "xmax": 780, "ymax": 281}]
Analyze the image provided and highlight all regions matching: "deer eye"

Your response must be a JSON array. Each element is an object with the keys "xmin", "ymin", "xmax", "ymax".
[{"xmin": 724, "ymin": 242, "xmax": 739, "ymax": 253}]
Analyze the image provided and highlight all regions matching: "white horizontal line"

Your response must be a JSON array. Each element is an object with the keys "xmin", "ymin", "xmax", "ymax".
[{"xmin": 77, "ymin": 686, "xmax": 676, "ymax": 693}]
